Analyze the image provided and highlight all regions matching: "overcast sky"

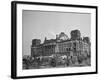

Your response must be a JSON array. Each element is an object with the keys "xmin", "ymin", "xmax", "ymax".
[{"xmin": 22, "ymin": 10, "xmax": 91, "ymax": 56}]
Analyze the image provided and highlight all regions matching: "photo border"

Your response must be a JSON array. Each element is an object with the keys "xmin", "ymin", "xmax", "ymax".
[{"xmin": 11, "ymin": 1, "xmax": 98, "ymax": 79}]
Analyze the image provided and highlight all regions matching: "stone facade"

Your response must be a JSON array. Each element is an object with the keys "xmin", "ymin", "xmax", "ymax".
[{"xmin": 31, "ymin": 30, "xmax": 91, "ymax": 58}]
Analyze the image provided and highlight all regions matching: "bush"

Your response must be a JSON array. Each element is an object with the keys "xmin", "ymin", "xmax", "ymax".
[{"xmin": 50, "ymin": 58, "xmax": 56, "ymax": 67}]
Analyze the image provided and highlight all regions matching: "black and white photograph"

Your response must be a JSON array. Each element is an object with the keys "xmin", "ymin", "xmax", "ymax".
[
  {"xmin": 11, "ymin": 1, "xmax": 98, "ymax": 79},
  {"xmin": 22, "ymin": 10, "xmax": 91, "ymax": 69}
]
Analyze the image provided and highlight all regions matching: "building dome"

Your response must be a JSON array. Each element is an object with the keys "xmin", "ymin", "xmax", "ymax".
[{"xmin": 58, "ymin": 32, "xmax": 69, "ymax": 40}]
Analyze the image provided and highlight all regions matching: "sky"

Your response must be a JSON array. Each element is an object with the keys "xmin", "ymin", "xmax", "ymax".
[{"xmin": 22, "ymin": 10, "xmax": 91, "ymax": 56}]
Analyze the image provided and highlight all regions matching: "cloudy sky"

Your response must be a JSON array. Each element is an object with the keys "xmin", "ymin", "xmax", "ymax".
[{"xmin": 22, "ymin": 10, "xmax": 91, "ymax": 56}]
